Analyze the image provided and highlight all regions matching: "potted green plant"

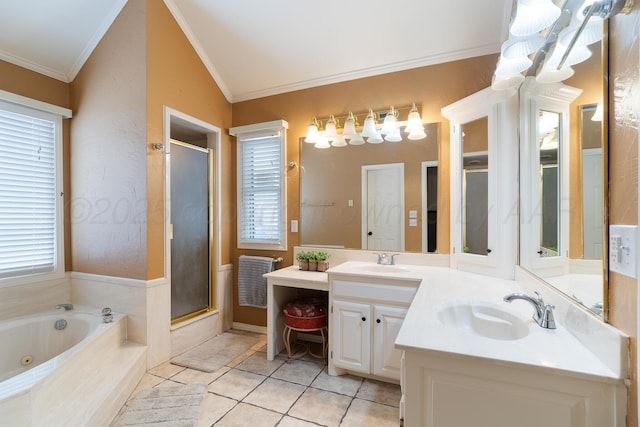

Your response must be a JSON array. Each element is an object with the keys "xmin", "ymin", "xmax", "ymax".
[
  {"xmin": 296, "ymin": 251, "xmax": 310, "ymax": 271},
  {"xmin": 315, "ymin": 251, "xmax": 330, "ymax": 272},
  {"xmin": 308, "ymin": 251, "xmax": 319, "ymax": 271}
]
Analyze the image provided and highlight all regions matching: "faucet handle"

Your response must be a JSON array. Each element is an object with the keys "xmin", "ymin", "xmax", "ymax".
[
  {"xmin": 374, "ymin": 252, "xmax": 388, "ymax": 264},
  {"xmin": 534, "ymin": 291, "xmax": 545, "ymax": 304},
  {"xmin": 540, "ymin": 304, "xmax": 556, "ymax": 329},
  {"xmin": 389, "ymin": 254, "xmax": 400, "ymax": 265}
]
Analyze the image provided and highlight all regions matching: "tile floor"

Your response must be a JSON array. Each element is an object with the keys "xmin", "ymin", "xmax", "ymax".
[{"xmin": 113, "ymin": 330, "xmax": 401, "ymax": 427}]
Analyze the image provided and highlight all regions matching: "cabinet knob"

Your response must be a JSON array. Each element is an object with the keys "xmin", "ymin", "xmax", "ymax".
[
  {"xmin": 376, "ymin": 319, "xmax": 381, "ymax": 324},
  {"xmin": 367, "ymin": 231, "xmax": 373, "ymax": 236},
  {"xmin": 361, "ymin": 316, "xmax": 366, "ymax": 322}
]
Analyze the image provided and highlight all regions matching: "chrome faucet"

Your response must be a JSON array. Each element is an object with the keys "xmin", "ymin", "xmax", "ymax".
[
  {"xmin": 503, "ymin": 292, "xmax": 556, "ymax": 329},
  {"xmin": 374, "ymin": 253, "xmax": 399, "ymax": 265},
  {"xmin": 55, "ymin": 303, "xmax": 74, "ymax": 311},
  {"xmin": 102, "ymin": 307, "xmax": 113, "ymax": 323}
]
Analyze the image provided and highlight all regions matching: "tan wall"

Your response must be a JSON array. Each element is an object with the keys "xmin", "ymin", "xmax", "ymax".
[
  {"xmin": 69, "ymin": 0, "xmax": 148, "ymax": 279},
  {"xmin": 231, "ymin": 54, "xmax": 498, "ymax": 326},
  {"xmin": 300, "ymin": 123, "xmax": 439, "ymax": 252},
  {"xmin": 146, "ymin": 1, "xmax": 233, "ymax": 278},
  {"xmin": 609, "ymin": 9, "xmax": 640, "ymax": 427},
  {"xmin": 0, "ymin": 61, "xmax": 72, "ymax": 271}
]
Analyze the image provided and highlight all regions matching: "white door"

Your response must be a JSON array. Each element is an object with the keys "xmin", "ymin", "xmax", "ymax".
[
  {"xmin": 582, "ymin": 148, "xmax": 603, "ymax": 259},
  {"xmin": 373, "ymin": 305, "xmax": 407, "ymax": 380},
  {"xmin": 332, "ymin": 300, "xmax": 371, "ymax": 374},
  {"xmin": 362, "ymin": 164, "xmax": 404, "ymax": 251}
]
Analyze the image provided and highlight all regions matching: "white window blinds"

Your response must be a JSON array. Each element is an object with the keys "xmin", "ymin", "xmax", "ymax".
[
  {"xmin": 0, "ymin": 103, "xmax": 59, "ymax": 279},
  {"xmin": 238, "ymin": 131, "xmax": 285, "ymax": 249}
]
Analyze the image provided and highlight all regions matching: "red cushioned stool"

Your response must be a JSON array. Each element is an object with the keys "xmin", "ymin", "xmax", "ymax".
[{"xmin": 282, "ymin": 297, "xmax": 328, "ymax": 363}]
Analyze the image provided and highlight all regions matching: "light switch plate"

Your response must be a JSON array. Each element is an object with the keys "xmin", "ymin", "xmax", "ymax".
[
  {"xmin": 409, "ymin": 218, "xmax": 418, "ymax": 227},
  {"xmin": 609, "ymin": 225, "xmax": 637, "ymax": 278},
  {"xmin": 409, "ymin": 210, "xmax": 418, "ymax": 219},
  {"xmin": 291, "ymin": 219, "xmax": 298, "ymax": 233}
]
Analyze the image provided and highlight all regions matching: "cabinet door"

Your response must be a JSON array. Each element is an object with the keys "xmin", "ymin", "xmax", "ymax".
[
  {"xmin": 332, "ymin": 300, "xmax": 371, "ymax": 373},
  {"xmin": 373, "ymin": 305, "xmax": 407, "ymax": 379}
]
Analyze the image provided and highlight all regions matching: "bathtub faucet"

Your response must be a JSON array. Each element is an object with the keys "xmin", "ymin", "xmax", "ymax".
[{"xmin": 55, "ymin": 303, "xmax": 74, "ymax": 311}]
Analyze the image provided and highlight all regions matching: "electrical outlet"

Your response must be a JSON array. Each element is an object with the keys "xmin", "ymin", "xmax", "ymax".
[{"xmin": 609, "ymin": 225, "xmax": 637, "ymax": 278}]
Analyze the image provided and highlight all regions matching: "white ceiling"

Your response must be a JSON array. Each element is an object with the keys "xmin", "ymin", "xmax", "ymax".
[{"xmin": 0, "ymin": 0, "xmax": 512, "ymax": 103}]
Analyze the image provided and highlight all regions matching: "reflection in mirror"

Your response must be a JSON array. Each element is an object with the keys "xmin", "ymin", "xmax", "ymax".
[
  {"xmin": 300, "ymin": 123, "xmax": 439, "ymax": 253},
  {"xmin": 461, "ymin": 117, "xmax": 489, "ymax": 256},
  {"xmin": 520, "ymin": 77, "xmax": 605, "ymax": 318},
  {"xmin": 581, "ymin": 105, "xmax": 603, "ymax": 261},
  {"xmin": 539, "ymin": 110, "xmax": 560, "ymax": 258}
]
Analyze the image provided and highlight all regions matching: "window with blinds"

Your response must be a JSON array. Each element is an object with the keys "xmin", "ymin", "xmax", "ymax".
[
  {"xmin": 233, "ymin": 121, "xmax": 287, "ymax": 251},
  {"xmin": 0, "ymin": 101, "xmax": 62, "ymax": 280}
]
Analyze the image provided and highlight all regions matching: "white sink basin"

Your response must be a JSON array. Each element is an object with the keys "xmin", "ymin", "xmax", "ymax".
[
  {"xmin": 356, "ymin": 265, "xmax": 411, "ymax": 274},
  {"xmin": 437, "ymin": 301, "xmax": 529, "ymax": 341}
]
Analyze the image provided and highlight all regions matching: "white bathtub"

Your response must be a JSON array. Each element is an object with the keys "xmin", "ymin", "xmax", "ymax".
[{"xmin": 0, "ymin": 306, "xmax": 147, "ymax": 427}]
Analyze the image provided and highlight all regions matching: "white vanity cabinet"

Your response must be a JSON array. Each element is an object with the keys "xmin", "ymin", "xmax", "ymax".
[
  {"xmin": 329, "ymin": 276, "xmax": 418, "ymax": 381},
  {"xmin": 402, "ymin": 350, "xmax": 626, "ymax": 427}
]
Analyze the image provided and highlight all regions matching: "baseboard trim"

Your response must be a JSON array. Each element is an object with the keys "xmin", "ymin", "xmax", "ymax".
[{"xmin": 232, "ymin": 322, "xmax": 267, "ymax": 334}]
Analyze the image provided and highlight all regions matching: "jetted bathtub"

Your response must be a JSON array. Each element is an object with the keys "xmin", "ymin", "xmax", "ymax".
[{"xmin": 0, "ymin": 306, "xmax": 146, "ymax": 427}]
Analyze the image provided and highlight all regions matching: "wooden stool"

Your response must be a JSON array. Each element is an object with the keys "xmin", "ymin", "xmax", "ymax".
[{"xmin": 282, "ymin": 298, "xmax": 328, "ymax": 363}]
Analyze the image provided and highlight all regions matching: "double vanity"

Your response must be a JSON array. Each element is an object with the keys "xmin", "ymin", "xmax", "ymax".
[{"xmin": 265, "ymin": 257, "xmax": 628, "ymax": 427}]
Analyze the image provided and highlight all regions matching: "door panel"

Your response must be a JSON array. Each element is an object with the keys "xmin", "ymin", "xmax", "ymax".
[
  {"xmin": 332, "ymin": 300, "xmax": 371, "ymax": 373},
  {"xmin": 373, "ymin": 305, "xmax": 407, "ymax": 379},
  {"xmin": 170, "ymin": 141, "xmax": 210, "ymax": 320},
  {"xmin": 363, "ymin": 164, "xmax": 404, "ymax": 251}
]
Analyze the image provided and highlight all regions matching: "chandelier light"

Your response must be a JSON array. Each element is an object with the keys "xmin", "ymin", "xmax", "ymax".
[{"xmin": 304, "ymin": 104, "xmax": 427, "ymax": 149}]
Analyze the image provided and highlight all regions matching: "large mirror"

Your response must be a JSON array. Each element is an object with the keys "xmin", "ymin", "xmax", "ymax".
[
  {"xmin": 519, "ymin": 38, "xmax": 607, "ymax": 318},
  {"xmin": 300, "ymin": 123, "xmax": 439, "ymax": 253}
]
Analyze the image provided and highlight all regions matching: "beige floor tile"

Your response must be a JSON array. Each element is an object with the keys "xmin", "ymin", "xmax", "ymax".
[
  {"xmin": 243, "ymin": 378, "xmax": 306, "ymax": 414},
  {"xmin": 172, "ymin": 366, "xmax": 231, "ymax": 385},
  {"xmin": 148, "ymin": 361, "xmax": 186, "ymax": 379},
  {"xmin": 208, "ymin": 369, "xmax": 266, "ymax": 400},
  {"xmin": 355, "ymin": 379, "xmax": 401, "ymax": 407},
  {"xmin": 132, "ymin": 373, "xmax": 165, "ymax": 394},
  {"xmin": 271, "ymin": 360, "xmax": 323, "ymax": 386},
  {"xmin": 226, "ymin": 349, "xmax": 256, "ymax": 368},
  {"xmin": 311, "ymin": 368, "xmax": 363, "ymax": 396},
  {"xmin": 277, "ymin": 416, "xmax": 320, "ymax": 427},
  {"xmin": 288, "ymin": 388, "xmax": 352, "ymax": 427},
  {"xmin": 156, "ymin": 379, "xmax": 186, "ymax": 388},
  {"xmin": 340, "ymin": 398, "xmax": 399, "ymax": 427},
  {"xmin": 195, "ymin": 393, "xmax": 237, "ymax": 427},
  {"xmin": 213, "ymin": 402, "xmax": 282, "ymax": 427},
  {"xmin": 235, "ymin": 353, "xmax": 284, "ymax": 376}
]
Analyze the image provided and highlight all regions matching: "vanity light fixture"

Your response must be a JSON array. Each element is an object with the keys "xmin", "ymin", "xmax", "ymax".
[
  {"xmin": 492, "ymin": 0, "xmax": 634, "ymax": 89},
  {"xmin": 304, "ymin": 104, "xmax": 427, "ymax": 148}
]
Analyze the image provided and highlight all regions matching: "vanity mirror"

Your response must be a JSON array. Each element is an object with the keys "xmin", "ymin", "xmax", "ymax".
[
  {"xmin": 299, "ymin": 122, "xmax": 439, "ymax": 253},
  {"xmin": 519, "ymin": 42, "xmax": 606, "ymax": 318}
]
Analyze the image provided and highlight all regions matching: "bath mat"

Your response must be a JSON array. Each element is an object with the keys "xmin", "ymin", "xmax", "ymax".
[
  {"xmin": 171, "ymin": 332, "xmax": 260, "ymax": 373},
  {"xmin": 113, "ymin": 384, "xmax": 207, "ymax": 427}
]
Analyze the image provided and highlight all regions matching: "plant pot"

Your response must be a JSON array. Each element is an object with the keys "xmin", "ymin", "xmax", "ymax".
[
  {"xmin": 308, "ymin": 260, "xmax": 318, "ymax": 271},
  {"xmin": 299, "ymin": 260, "xmax": 309, "ymax": 271},
  {"xmin": 317, "ymin": 261, "xmax": 329, "ymax": 272}
]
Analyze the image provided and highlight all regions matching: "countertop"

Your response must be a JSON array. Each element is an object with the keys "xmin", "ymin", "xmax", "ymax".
[
  {"xmin": 331, "ymin": 261, "xmax": 626, "ymax": 383},
  {"xmin": 264, "ymin": 261, "xmax": 627, "ymax": 383}
]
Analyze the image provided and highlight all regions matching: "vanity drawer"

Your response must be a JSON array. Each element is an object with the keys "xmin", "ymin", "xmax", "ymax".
[{"xmin": 332, "ymin": 280, "xmax": 417, "ymax": 305}]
